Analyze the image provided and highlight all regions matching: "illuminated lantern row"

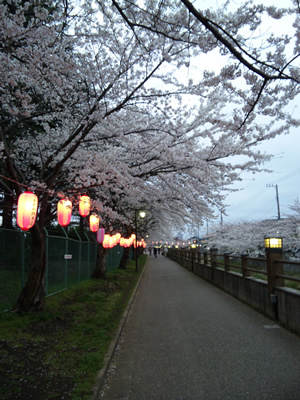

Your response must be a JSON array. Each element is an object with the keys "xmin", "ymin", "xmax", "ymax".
[
  {"xmin": 16, "ymin": 191, "xmax": 147, "ymax": 250},
  {"xmin": 103, "ymin": 233, "xmax": 122, "ymax": 249},
  {"xmin": 17, "ymin": 194, "xmax": 146, "ymax": 248},
  {"xmin": 57, "ymin": 194, "xmax": 92, "ymax": 228},
  {"xmin": 56, "ymin": 194, "xmax": 100, "ymax": 231},
  {"xmin": 134, "ymin": 238, "xmax": 146, "ymax": 248},
  {"xmin": 17, "ymin": 192, "xmax": 38, "ymax": 231},
  {"xmin": 101, "ymin": 233, "xmax": 146, "ymax": 250}
]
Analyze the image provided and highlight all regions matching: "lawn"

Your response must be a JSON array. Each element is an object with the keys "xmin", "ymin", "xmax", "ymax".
[{"xmin": 0, "ymin": 255, "xmax": 147, "ymax": 400}]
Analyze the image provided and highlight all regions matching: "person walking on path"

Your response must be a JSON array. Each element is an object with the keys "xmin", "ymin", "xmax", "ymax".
[
  {"xmin": 153, "ymin": 247, "xmax": 157, "ymax": 258},
  {"xmin": 99, "ymin": 255, "xmax": 300, "ymax": 400}
]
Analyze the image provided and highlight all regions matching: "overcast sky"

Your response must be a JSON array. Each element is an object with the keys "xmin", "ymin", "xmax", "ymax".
[
  {"xmin": 196, "ymin": 0, "xmax": 299, "ymax": 225},
  {"xmin": 218, "ymin": 0, "xmax": 299, "ymax": 223},
  {"xmin": 223, "ymin": 125, "xmax": 299, "ymax": 223}
]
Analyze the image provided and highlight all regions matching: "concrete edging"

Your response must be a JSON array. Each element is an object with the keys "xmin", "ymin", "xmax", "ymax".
[{"xmin": 91, "ymin": 257, "xmax": 149, "ymax": 400}]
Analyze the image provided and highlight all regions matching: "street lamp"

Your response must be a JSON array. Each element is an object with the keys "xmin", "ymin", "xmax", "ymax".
[
  {"xmin": 135, "ymin": 210, "xmax": 146, "ymax": 272},
  {"xmin": 264, "ymin": 236, "xmax": 283, "ymax": 252}
]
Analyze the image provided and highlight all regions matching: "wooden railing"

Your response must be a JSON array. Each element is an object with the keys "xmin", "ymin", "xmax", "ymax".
[
  {"xmin": 168, "ymin": 248, "xmax": 300, "ymax": 291},
  {"xmin": 167, "ymin": 247, "xmax": 300, "ymax": 334}
]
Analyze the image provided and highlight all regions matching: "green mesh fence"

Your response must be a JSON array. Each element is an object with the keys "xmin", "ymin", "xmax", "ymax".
[{"xmin": 0, "ymin": 227, "xmax": 124, "ymax": 312}]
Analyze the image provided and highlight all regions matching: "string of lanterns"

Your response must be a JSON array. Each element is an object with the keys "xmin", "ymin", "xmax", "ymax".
[{"xmin": 16, "ymin": 192, "xmax": 146, "ymax": 249}]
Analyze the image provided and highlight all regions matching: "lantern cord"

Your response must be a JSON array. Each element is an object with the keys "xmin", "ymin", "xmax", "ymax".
[
  {"xmin": 0, "ymin": 174, "xmax": 28, "ymax": 188},
  {"xmin": 0, "ymin": 174, "xmax": 100, "ymax": 197}
]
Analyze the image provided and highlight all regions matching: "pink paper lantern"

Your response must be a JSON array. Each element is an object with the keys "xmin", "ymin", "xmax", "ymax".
[{"xmin": 97, "ymin": 228, "xmax": 105, "ymax": 243}]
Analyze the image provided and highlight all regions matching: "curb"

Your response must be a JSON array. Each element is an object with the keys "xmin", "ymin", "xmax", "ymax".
[{"xmin": 90, "ymin": 257, "xmax": 149, "ymax": 400}]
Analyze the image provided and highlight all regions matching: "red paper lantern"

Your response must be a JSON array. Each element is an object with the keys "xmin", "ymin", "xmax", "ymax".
[
  {"xmin": 57, "ymin": 199, "xmax": 72, "ymax": 227},
  {"xmin": 17, "ymin": 192, "xmax": 38, "ymax": 231},
  {"xmin": 97, "ymin": 228, "xmax": 105, "ymax": 243},
  {"xmin": 89, "ymin": 214, "xmax": 99, "ymax": 232},
  {"xmin": 79, "ymin": 195, "xmax": 90, "ymax": 217}
]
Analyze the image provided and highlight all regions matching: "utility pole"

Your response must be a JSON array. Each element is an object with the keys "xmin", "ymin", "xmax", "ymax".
[{"xmin": 266, "ymin": 184, "xmax": 281, "ymax": 220}]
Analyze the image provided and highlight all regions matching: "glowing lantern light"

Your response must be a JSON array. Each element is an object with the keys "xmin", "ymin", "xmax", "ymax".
[
  {"xmin": 115, "ymin": 233, "xmax": 121, "ymax": 244},
  {"xmin": 109, "ymin": 236, "xmax": 115, "ymax": 248},
  {"xmin": 89, "ymin": 214, "xmax": 99, "ymax": 232},
  {"xmin": 17, "ymin": 191, "xmax": 38, "ymax": 231},
  {"xmin": 97, "ymin": 228, "xmax": 105, "ymax": 243},
  {"xmin": 103, "ymin": 234, "xmax": 110, "ymax": 248},
  {"xmin": 79, "ymin": 195, "xmax": 90, "ymax": 217},
  {"xmin": 120, "ymin": 237, "xmax": 125, "ymax": 247},
  {"xmin": 57, "ymin": 199, "xmax": 72, "ymax": 227}
]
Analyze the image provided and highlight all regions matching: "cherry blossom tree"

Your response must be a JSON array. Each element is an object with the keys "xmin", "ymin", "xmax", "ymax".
[
  {"xmin": 207, "ymin": 214, "xmax": 300, "ymax": 256},
  {"xmin": 288, "ymin": 198, "xmax": 300, "ymax": 217},
  {"xmin": 1, "ymin": 0, "xmax": 299, "ymax": 311}
]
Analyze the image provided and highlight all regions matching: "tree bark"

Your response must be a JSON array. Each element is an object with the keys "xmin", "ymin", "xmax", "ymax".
[
  {"xmin": 2, "ymin": 191, "xmax": 13, "ymax": 229},
  {"xmin": 15, "ymin": 224, "xmax": 47, "ymax": 312},
  {"xmin": 119, "ymin": 246, "xmax": 130, "ymax": 270},
  {"xmin": 92, "ymin": 244, "xmax": 108, "ymax": 279}
]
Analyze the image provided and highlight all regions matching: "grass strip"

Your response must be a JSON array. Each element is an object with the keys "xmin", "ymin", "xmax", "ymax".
[{"xmin": 0, "ymin": 255, "xmax": 146, "ymax": 400}]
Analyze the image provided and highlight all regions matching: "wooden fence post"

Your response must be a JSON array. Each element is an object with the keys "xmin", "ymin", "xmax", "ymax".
[
  {"xmin": 241, "ymin": 253, "xmax": 249, "ymax": 277},
  {"xmin": 224, "ymin": 252, "xmax": 230, "ymax": 272},
  {"xmin": 266, "ymin": 245, "xmax": 284, "ymax": 319}
]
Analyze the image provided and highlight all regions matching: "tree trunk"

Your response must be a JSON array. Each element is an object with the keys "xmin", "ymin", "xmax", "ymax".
[
  {"xmin": 15, "ymin": 224, "xmax": 47, "ymax": 312},
  {"xmin": 2, "ymin": 191, "xmax": 13, "ymax": 229},
  {"xmin": 119, "ymin": 246, "xmax": 130, "ymax": 270},
  {"xmin": 92, "ymin": 244, "xmax": 108, "ymax": 279}
]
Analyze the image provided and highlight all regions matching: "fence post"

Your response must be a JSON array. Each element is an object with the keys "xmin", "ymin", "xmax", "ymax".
[
  {"xmin": 20, "ymin": 232, "xmax": 25, "ymax": 289},
  {"xmin": 43, "ymin": 228, "xmax": 49, "ymax": 295},
  {"xmin": 84, "ymin": 232, "xmax": 91, "ymax": 277},
  {"xmin": 265, "ymin": 245, "xmax": 284, "ymax": 319},
  {"xmin": 210, "ymin": 248, "xmax": 218, "ymax": 281},
  {"xmin": 241, "ymin": 253, "xmax": 249, "ymax": 278},
  {"xmin": 266, "ymin": 249, "xmax": 284, "ymax": 296},
  {"xmin": 210, "ymin": 248, "xmax": 218, "ymax": 268},
  {"xmin": 198, "ymin": 250, "xmax": 202, "ymax": 264},
  {"xmin": 191, "ymin": 249, "xmax": 194, "ymax": 272},
  {"xmin": 224, "ymin": 252, "xmax": 230, "ymax": 272},
  {"xmin": 75, "ymin": 230, "xmax": 82, "ymax": 282},
  {"xmin": 62, "ymin": 227, "xmax": 68, "ymax": 289},
  {"xmin": 203, "ymin": 250, "xmax": 208, "ymax": 267}
]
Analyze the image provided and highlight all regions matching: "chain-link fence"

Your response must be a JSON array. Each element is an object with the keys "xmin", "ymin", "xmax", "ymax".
[{"xmin": 0, "ymin": 227, "xmax": 125, "ymax": 312}]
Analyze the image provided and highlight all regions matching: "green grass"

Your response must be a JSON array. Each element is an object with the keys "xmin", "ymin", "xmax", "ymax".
[
  {"xmin": 0, "ymin": 255, "xmax": 147, "ymax": 400},
  {"xmin": 0, "ymin": 269, "xmax": 23, "ymax": 311}
]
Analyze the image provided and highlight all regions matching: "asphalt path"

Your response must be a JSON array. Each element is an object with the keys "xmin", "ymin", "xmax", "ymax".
[{"xmin": 99, "ymin": 254, "xmax": 300, "ymax": 400}]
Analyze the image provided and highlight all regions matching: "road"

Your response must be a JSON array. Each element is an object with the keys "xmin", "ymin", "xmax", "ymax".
[{"xmin": 99, "ymin": 254, "xmax": 300, "ymax": 400}]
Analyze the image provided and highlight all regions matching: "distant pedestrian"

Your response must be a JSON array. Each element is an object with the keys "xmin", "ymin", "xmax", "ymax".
[
  {"xmin": 153, "ymin": 247, "xmax": 157, "ymax": 258},
  {"xmin": 149, "ymin": 247, "xmax": 152, "ymax": 256}
]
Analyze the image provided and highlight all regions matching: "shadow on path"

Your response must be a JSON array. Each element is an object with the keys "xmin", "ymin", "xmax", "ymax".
[{"xmin": 99, "ymin": 255, "xmax": 300, "ymax": 400}]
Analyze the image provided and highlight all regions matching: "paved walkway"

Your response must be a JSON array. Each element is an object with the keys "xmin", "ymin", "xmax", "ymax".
[{"xmin": 99, "ymin": 255, "xmax": 300, "ymax": 400}]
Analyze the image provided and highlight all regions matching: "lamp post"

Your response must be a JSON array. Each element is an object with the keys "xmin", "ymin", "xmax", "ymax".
[
  {"xmin": 135, "ymin": 210, "xmax": 146, "ymax": 272},
  {"xmin": 265, "ymin": 236, "xmax": 283, "ymax": 318}
]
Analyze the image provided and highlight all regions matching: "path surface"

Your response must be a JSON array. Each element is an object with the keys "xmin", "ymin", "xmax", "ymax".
[{"xmin": 99, "ymin": 255, "xmax": 300, "ymax": 400}]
